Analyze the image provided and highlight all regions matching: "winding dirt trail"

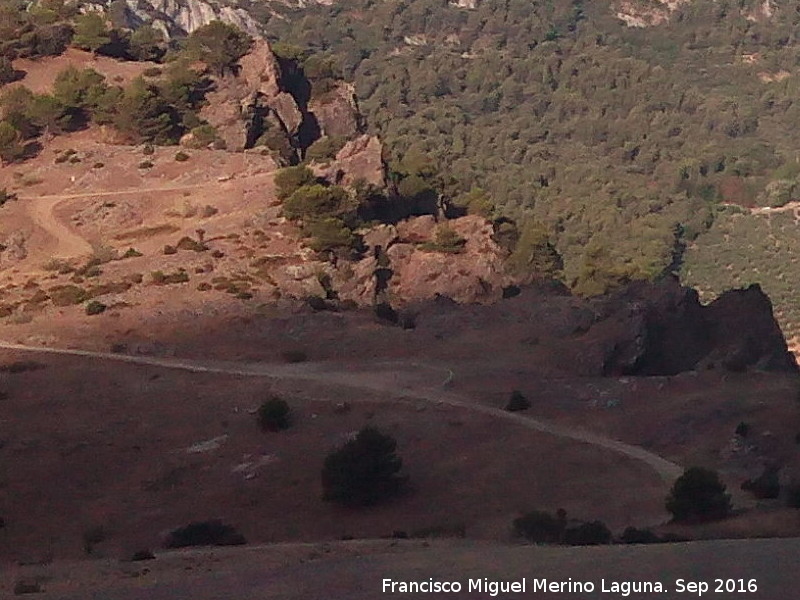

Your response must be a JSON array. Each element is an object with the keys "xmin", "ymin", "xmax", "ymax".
[
  {"xmin": 24, "ymin": 195, "xmax": 93, "ymax": 258},
  {"xmin": 0, "ymin": 341, "xmax": 683, "ymax": 483},
  {"xmin": 16, "ymin": 183, "xmax": 216, "ymax": 260}
]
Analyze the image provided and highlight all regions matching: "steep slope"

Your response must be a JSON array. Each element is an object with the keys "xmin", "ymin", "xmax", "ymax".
[{"xmin": 249, "ymin": 0, "xmax": 800, "ymax": 337}]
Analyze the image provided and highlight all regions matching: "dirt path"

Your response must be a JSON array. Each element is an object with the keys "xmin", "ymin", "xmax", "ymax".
[
  {"xmin": 0, "ymin": 341, "xmax": 684, "ymax": 483},
  {"xmin": 24, "ymin": 195, "xmax": 93, "ymax": 258},
  {"xmin": 750, "ymin": 201, "xmax": 800, "ymax": 216},
  {"xmin": 15, "ymin": 182, "xmax": 233, "ymax": 260},
  {"xmin": 17, "ymin": 183, "xmax": 214, "ymax": 202}
]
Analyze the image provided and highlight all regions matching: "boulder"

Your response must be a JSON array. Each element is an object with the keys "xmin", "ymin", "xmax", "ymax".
[
  {"xmin": 362, "ymin": 224, "xmax": 398, "ymax": 254},
  {"xmin": 308, "ymin": 82, "xmax": 362, "ymax": 139},
  {"xmin": 238, "ymin": 39, "xmax": 283, "ymax": 98},
  {"xmin": 384, "ymin": 216, "xmax": 511, "ymax": 305},
  {"xmin": 315, "ymin": 135, "xmax": 385, "ymax": 188}
]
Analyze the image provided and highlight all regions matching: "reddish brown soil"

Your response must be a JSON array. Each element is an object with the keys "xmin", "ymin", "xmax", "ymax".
[{"xmin": 0, "ymin": 351, "xmax": 667, "ymax": 564}]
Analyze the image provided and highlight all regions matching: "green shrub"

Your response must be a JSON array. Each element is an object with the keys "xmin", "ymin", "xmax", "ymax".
[
  {"xmin": 304, "ymin": 217, "xmax": 358, "ymax": 252},
  {"xmin": 735, "ymin": 421, "xmax": 750, "ymax": 437},
  {"xmin": 151, "ymin": 270, "xmax": 189, "ymax": 285},
  {"xmin": 281, "ymin": 349, "xmax": 308, "ymax": 363},
  {"xmin": 257, "ymin": 397, "xmax": 291, "ymax": 431},
  {"xmin": 453, "ymin": 187, "xmax": 495, "ymax": 218},
  {"xmin": 49, "ymin": 284, "xmax": 87, "ymax": 306},
  {"xmin": 305, "ymin": 135, "xmax": 345, "ymax": 162},
  {"xmin": 121, "ymin": 247, "xmax": 143, "ymax": 259},
  {"xmin": 143, "ymin": 67, "xmax": 163, "ymax": 78},
  {"xmin": 183, "ymin": 21, "xmax": 252, "ymax": 76},
  {"xmin": 174, "ymin": 151, "xmax": 190, "ymax": 162},
  {"xmin": 0, "ymin": 188, "xmax": 15, "ymax": 207},
  {"xmin": 284, "ymin": 185, "xmax": 352, "ymax": 221},
  {"xmin": 322, "ymin": 426, "xmax": 406, "ymax": 506},
  {"xmin": 374, "ymin": 301, "xmax": 398, "ymax": 324},
  {"xmin": 562, "ymin": 521, "xmax": 612, "ymax": 546},
  {"xmin": 0, "ymin": 360, "xmax": 45, "ymax": 373},
  {"xmin": 164, "ymin": 520, "xmax": 246, "ymax": 548},
  {"xmin": 741, "ymin": 466, "xmax": 781, "ymax": 500},
  {"xmin": 419, "ymin": 225, "xmax": 467, "ymax": 254},
  {"xmin": 85, "ymin": 300, "xmax": 107, "ymax": 316},
  {"xmin": 189, "ymin": 124, "xmax": 218, "ymax": 148},
  {"xmin": 620, "ymin": 527, "xmax": 662, "ymax": 544},
  {"xmin": 505, "ymin": 390, "xmax": 530, "ymax": 412},
  {"xmin": 175, "ymin": 236, "xmax": 207, "ymax": 252},
  {"xmin": 274, "ymin": 166, "xmax": 317, "ymax": 200},
  {"xmin": 138, "ymin": 160, "xmax": 154, "ymax": 169},
  {"xmin": 512, "ymin": 510, "xmax": 564, "ymax": 544},
  {"xmin": 666, "ymin": 467, "xmax": 732, "ymax": 522}
]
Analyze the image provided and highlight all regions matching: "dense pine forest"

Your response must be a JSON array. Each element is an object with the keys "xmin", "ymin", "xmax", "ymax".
[{"xmin": 257, "ymin": 0, "xmax": 800, "ymax": 310}]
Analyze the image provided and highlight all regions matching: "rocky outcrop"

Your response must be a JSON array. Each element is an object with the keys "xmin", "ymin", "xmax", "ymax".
[
  {"xmin": 314, "ymin": 135, "xmax": 385, "ymax": 187},
  {"xmin": 200, "ymin": 39, "xmax": 369, "ymax": 162},
  {"xmin": 90, "ymin": 0, "xmax": 262, "ymax": 40},
  {"xmin": 0, "ymin": 231, "xmax": 27, "ymax": 263},
  {"xmin": 308, "ymin": 82, "xmax": 361, "ymax": 139},
  {"xmin": 199, "ymin": 40, "xmax": 305, "ymax": 153},
  {"xmin": 613, "ymin": 0, "xmax": 692, "ymax": 27},
  {"xmin": 333, "ymin": 215, "xmax": 512, "ymax": 306},
  {"xmin": 592, "ymin": 277, "xmax": 797, "ymax": 376}
]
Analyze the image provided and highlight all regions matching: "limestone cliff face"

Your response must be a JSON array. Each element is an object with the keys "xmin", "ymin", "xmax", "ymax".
[
  {"xmin": 200, "ymin": 39, "xmax": 294, "ymax": 152},
  {"xmin": 88, "ymin": 0, "xmax": 262, "ymax": 39}
]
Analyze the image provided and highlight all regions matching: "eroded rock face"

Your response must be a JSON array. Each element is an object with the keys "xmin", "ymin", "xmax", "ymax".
[
  {"xmin": 308, "ymin": 82, "xmax": 361, "ymax": 139},
  {"xmin": 200, "ymin": 40, "xmax": 368, "ymax": 162},
  {"xmin": 314, "ymin": 135, "xmax": 385, "ymax": 188},
  {"xmin": 592, "ymin": 277, "xmax": 797, "ymax": 376},
  {"xmin": 333, "ymin": 215, "xmax": 512, "ymax": 306},
  {"xmin": 200, "ymin": 40, "xmax": 304, "ymax": 153},
  {"xmin": 98, "ymin": 0, "xmax": 262, "ymax": 39}
]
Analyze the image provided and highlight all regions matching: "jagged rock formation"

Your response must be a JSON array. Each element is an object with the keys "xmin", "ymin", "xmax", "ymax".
[
  {"xmin": 313, "ymin": 135, "xmax": 384, "ymax": 187},
  {"xmin": 307, "ymin": 82, "xmax": 361, "ymax": 139},
  {"xmin": 591, "ymin": 277, "xmax": 798, "ymax": 376},
  {"xmin": 331, "ymin": 215, "xmax": 512, "ymax": 306},
  {"xmin": 85, "ymin": 0, "xmax": 262, "ymax": 40},
  {"xmin": 199, "ymin": 39, "xmax": 364, "ymax": 161}
]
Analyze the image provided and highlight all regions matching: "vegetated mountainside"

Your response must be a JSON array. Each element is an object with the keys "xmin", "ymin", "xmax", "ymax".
[
  {"xmin": 254, "ymin": 0, "xmax": 800, "ymax": 303},
  {"xmin": 682, "ymin": 203, "xmax": 800, "ymax": 350}
]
